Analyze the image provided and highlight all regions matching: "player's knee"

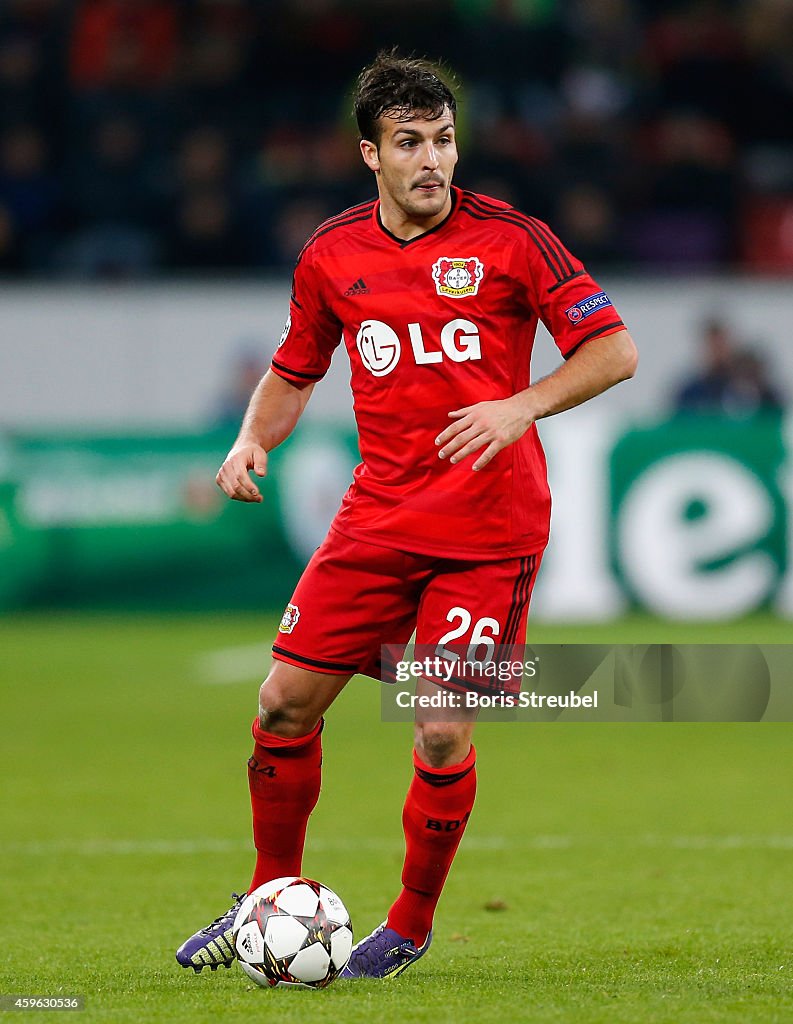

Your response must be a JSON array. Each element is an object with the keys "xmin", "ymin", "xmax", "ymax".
[
  {"xmin": 257, "ymin": 676, "xmax": 316, "ymax": 738},
  {"xmin": 414, "ymin": 722, "xmax": 470, "ymax": 768}
]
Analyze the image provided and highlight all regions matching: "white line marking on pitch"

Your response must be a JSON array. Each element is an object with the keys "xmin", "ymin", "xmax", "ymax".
[{"xmin": 4, "ymin": 835, "xmax": 793, "ymax": 857}]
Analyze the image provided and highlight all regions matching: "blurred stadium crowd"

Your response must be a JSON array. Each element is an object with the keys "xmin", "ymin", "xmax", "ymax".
[{"xmin": 1, "ymin": 0, "xmax": 792, "ymax": 277}]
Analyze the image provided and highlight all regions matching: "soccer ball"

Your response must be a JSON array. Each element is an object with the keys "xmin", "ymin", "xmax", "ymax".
[{"xmin": 232, "ymin": 876, "xmax": 353, "ymax": 989}]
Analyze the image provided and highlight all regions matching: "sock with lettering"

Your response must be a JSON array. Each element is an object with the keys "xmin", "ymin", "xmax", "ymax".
[
  {"xmin": 247, "ymin": 717, "xmax": 323, "ymax": 892},
  {"xmin": 387, "ymin": 745, "xmax": 476, "ymax": 946}
]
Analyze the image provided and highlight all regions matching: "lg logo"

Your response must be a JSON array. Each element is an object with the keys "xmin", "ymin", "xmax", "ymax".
[
  {"xmin": 355, "ymin": 318, "xmax": 482, "ymax": 377},
  {"xmin": 356, "ymin": 319, "xmax": 401, "ymax": 376}
]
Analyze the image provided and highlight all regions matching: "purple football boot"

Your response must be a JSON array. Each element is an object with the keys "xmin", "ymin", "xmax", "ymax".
[
  {"xmin": 341, "ymin": 921, "xmax": 432, "ymax": 980},
  {"xmin": 175, "ymin": 892, "xmax": 246, "ymax": 972}
]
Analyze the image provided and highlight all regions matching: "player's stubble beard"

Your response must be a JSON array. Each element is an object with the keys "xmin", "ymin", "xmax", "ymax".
[{"xmin": 380, "ymin": 166, "xmax": 452, "ymax": 225}]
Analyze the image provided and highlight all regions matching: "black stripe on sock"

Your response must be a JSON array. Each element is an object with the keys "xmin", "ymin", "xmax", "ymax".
[{"xmin": 415, "ymin": 762, "xmax": 476, "ymax": 787}]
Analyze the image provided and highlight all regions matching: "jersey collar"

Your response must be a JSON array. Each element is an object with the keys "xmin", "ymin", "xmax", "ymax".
[{"xmin": 374, "ymin": 186, "xmax": 460, "ymax": 248}]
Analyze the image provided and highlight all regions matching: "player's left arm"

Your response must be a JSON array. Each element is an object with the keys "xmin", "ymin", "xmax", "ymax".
[{"xmin": 436, "ymin": 328, "xmax": 637, "ymax": 471}]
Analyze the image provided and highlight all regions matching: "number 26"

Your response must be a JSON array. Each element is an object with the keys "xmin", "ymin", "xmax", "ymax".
[{"xmin": 436, "ymin": 606, "xmax": 500, "ymax": 663}]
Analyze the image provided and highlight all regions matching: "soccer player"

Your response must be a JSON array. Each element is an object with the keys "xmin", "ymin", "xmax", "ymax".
[{"xmin": 176, "ymin": 51, "xmax": 637, "ymax": 979}]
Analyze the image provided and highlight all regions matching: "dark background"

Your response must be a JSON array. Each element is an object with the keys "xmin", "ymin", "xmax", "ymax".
[{"xmin": 2, "ymin": 0, "xmax": 793, "ymax": 278}]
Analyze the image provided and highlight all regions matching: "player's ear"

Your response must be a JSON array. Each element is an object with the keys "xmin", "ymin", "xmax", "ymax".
[{"xmin": 360, "ymin": 138, "xmax": 380, "ymax": 173}]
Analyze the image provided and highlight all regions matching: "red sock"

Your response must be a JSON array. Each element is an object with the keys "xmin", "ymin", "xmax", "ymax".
[
  {"xmin": 247, "ymin": 717, "xmax": 323, "ymax": 893},
  {"xmin": 387, "ymin": 745, "xmax": 477, "ymax": 946}
]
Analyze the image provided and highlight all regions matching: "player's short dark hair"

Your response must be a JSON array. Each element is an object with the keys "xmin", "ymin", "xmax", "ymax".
[{"xmin": 354, "ymin": 49, "xmax": 457, "ymax": 146}]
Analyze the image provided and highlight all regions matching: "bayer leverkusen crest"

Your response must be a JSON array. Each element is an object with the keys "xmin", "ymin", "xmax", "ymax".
[
  {"xmin": 432, "ymin": 257, "xmax": 484, "ymax": 298},
  {"xmin": 278, "ymin": 603, "xmax": 300, "ymax": 634}
]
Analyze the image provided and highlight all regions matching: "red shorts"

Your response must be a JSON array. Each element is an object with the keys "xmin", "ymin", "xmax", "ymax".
[{"xmin": 272, "ymin": 528, "xmax": 542, "ymax": 689}]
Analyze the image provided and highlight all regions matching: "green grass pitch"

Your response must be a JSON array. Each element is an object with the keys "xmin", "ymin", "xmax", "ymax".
[{"xmin": 1, "ymin": 612, "xmax": 792, "ymax": 1023}]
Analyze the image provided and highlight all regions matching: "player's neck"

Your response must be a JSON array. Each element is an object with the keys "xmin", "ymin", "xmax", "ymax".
[{"xmin": 377, "ymin": 191, "xmax": 453, "ymax": 241}]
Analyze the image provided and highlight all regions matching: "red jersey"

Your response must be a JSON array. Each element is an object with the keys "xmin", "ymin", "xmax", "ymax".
[{"xmin": 271, "ymin": 187, "xmax": 625, "ymax": 560}]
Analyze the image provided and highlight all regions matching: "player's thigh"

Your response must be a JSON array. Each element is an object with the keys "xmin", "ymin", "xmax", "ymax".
[{"xmin": 272, "ymin": 528, "xmax": 427, "ymax": 681}]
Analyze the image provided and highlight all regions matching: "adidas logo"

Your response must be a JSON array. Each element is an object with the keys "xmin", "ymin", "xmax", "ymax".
[
  {"xmin": 241, "ymin": 934, "xmax": 254, "ymax": 956},
  {"xmin": 344, "ymin": 277, "xmax": 369, "ymax": 296}
]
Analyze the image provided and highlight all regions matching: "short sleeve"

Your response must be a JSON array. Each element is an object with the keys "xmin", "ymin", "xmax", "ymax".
[
  {"xmin": 270, "ymin": 245, "xmax": 343, "ymax": 387},
  {"xmin": 510, "ymin": 218, "xmax": 625, "ymax": 359}
]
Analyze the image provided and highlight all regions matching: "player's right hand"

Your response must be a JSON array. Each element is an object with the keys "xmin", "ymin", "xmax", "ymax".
[{"xmin": 215, "ymin": 444, "xmax": 268, "ymax": 502}]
